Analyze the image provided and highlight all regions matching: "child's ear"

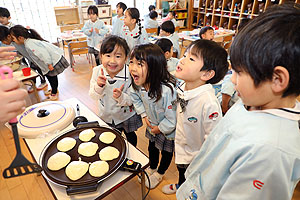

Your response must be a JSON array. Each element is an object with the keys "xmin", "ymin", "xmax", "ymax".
[
  {"xmin": 271, "ymin": 66, "xmax": 289, "ymax": 94},
  {"xmin": 201, "ymin": 70, "xmax": 215, "ymax": 81},
  {"xmin": 164, "ymin": 51, "xmax": 170, "ymax": 58}
]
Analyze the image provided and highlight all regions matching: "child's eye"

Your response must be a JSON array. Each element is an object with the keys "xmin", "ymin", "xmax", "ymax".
[
  {"xmin": 116, "ymin": 55, "xmax": 121, "ymax": 58},
  {"xmin": 183, "ymin": 54, "xmax": 186, "ymax": 58},
  {"xmin": 189, "ymin": 57, "xmax": 195, "ymax": 61},
  {"xmin": 129, "ymin": 60, "xmax": 133, "ymax": 64}
]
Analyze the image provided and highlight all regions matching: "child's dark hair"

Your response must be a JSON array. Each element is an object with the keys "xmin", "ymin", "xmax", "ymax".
[
  {"xmin": 0, "ymin": 25, "xmax": 9, "ymax": 41},
  {"xmin": 169, "ymin": 11, "xmax": 176, "ymax": 17},
  {"xmin": 155, "ymin": 38, "xmax": 173, "ymax": 53},
  {"xmin": 117, "ymin": 2, "xmax": 127, "ymax": 12},
  {"xmin": 10, "ymin": 25, "xmax": 46, "ymax": 41},
  {"xmin": 186, "ymin": 39, "xmax": 228, "ymax": 84},
  {"xmin": 130, "ymin": 43, "xmax": 176, "ymax": 101},
  {"xmin": 230, "ymin": 3, "xmax": 300, "ymax": 97},
  {"xmin": 88, "ymin": 5, "xmax": 98, "ymax": 16},
  {"xmin": 126, "ymin": 8, "xmax": 142, "ymax": 39},
  {"xmin": 237, "ymin": 18, "xmax": 251, "ymax": 33},
  {"xmin": 0, "ymin": 7, "xmax": 10, "ymax": 18},
  {"xmin": 100, "ymin": 35, "xmax": 130, "ymax": 57},
  {"xmin": 149, "ymin": 5, "xmax": 156, "ymax": 12},
  {"xmin": 149, "ymin": 11, "xmax": 158, "ymax": 19},
  {"xmin": 161, "ymin": 21, "xmax": 175, "ymax": 34},
  {"xmin": 199, "ymin": 26, "xmax": 214, "ymax": 39}
]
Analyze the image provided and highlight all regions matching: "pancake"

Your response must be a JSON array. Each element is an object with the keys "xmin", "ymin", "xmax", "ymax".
[
  {"xmin": 89, "ymin": 161, "xmax": 109, "ymax": 177},
  {"xmin": 79, "ymin": 129, "xmax": 96, "ymax": 142},
  {"xmin": 99, "ymin": 146, "xmax": 120, "ymax": 161},
  {"xmin": 78, "ymin": 142, "xmax": 99, "ymax": 157},
  {"xmin": 47, "ymin": 152, "xmax": 71, "ymax": 171},
  {"xmin": 99, "ymin": 131, "xmax": 116, "ymax": 144},
  {"xmin": 65, "ymin": 160, "xmax": 89, "ymax": 181},
  {"xmin": 57, "ymin": 137, "xmax": 76, "ymax": 152}
]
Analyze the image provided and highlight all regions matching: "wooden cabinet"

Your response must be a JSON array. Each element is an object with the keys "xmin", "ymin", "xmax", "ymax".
[
  {"xmin": 54, "ymin": 7, "xmax": 80, "ymax": 26},
  {"xmin": 170, "ymin": 0, "xmax": 189, "ymax": 28},
  {"xmin": 80, "ymin": 5, "xmax": 112, "ymax": 25},
  {"xmin": 188, "ymin": 0, "xmax": 299, "ymax": 30}
]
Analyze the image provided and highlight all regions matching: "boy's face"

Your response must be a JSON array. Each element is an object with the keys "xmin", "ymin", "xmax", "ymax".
[
  {"xmin": 175, "ymin": 47, "xmax": 208, "ymax": 87},
  {"xmin": 0, "ymin": 16, "xmax": 10, "ymax": 26},
  {"xmin": 116, "ymin": 5, "xmax": 123, "ymax": 16},
  {"xmin": 88, "ymin": 13, "xmax": 98, "ymax": 22},
  {"xmin": 202, "ymin": 30, "xmax": 214, "ymax": 40},
  {"xmin": 159, "ymin": 29, "xmax": 170, "ymax": 37},
  {"xmin": 167, "ymin": 13, "xmax": 174, "ymax": 19},
  {"xmin": 129, "ymin": 57, "xmax": 148, "ymax": 87},
  {"xmin": 100, "ymin": 45, "xmax": 127, "ymax": 78},
  {"xmin": 1, "ymin": 34, "xmax": 13, "ymax": 45},
  {"xmin": 231, "ymin": 70, "xmax": 273, "ymax": 108}
]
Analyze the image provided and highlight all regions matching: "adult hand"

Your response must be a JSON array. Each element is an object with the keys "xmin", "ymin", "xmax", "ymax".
[
  {"xmin": 97, "ymin": 68, "xmax": 106, "ymax": 87},
  {"xmin": 0, "ymin": 46, "xmax": 17, "ymax": 60},
  {"xmin": 113, "ymin": 84, "xmax": 124, "ymax": 99},
  {"xmin": 0, "ymin": 79, "xmax": 27, "ymax": 124}
]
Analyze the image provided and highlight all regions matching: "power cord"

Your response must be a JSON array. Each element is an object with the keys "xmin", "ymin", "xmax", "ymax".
[{"xmin": 139, "ymin": 168, "xmax": 151, "ymax": 200}]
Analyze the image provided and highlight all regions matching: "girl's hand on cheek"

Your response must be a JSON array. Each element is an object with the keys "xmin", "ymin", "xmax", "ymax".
[
  {"xmin": 97, "ymin": 68, "xmax": 106, "ymax": 87},
  {"xmin": 113, "ymin": 84, "xmax": 124, "ymax": 99}
]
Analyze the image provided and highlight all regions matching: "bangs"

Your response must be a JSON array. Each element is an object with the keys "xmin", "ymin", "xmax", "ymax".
[
  {"xmin": 130, "ymin": 47, "xmax": 146, "ymax": 62},
  {"xmin": 188, "ymin": 43, "xmax": 203, "ymax": 59}
]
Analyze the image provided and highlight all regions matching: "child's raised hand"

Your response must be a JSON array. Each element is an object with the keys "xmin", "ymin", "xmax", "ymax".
[
  {"xmin": 113, "ymin": 84, "xmax": 124, "ymax": 99},
  {"xmin": 94, "ymin": 28, "xmax": 99, "ymax": 34},
  {"xmin": 151, "ymin": 126, "xmax": 161, "ymax": 134},
  {"xmin": 97, "ymin": 68, "xmax": 106, "ymax": 87},
  {"xmin": 89, "ymin": 28, "xmax": 93, "ymax": 32}
]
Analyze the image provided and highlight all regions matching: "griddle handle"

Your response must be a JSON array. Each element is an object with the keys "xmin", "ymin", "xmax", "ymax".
[
  {"xmin": 66, "ymin": 183, "xmax": 100, "ymax": 195},
  {"xmin": 76, "ymin": 121, "xmax": 99, "ymax": 129}
]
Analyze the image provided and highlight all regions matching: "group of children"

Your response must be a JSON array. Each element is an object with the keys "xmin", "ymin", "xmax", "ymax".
[
  {"xmin": 0, "ymin": 7, "xmax": 69, "ymax": 101},
  {"xmin": 1, "ymin": 2, "xmax": 300, "ymax": 200}
]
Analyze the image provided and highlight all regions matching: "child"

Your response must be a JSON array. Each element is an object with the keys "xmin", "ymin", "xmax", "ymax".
[
  {"xmin": 129, "ymin": 43, "xmax": 177, "ymax": 189},
  {"xmin": 199, "ymin": 26, "xmax": 214, "ymax": 40},
  {"xmin": 144, "ymin": 5, "xmax": 156, "ymax": 22},
  {"xmin": 10, "ymin": 25, "xmax": 69, "ymax": 101},
  {"xmin": 112, "ymin": 2, "xmax": 127, "ymax": 37},
  {"xmin": 218, "ymin": 70, "xmax": 239, "ymax": 114},
  {"xmin": 0, "ymin": 46, "xmax": 27, "ymax": 124},
  {"xmin": 0, "ymin": 7, "xmax": 15, "ymax": 28},
  {"xmin": 162, "ymin": 39, "xmax": 228, "ymax": 194},
  {"xmin": 159, "ymin": 20, "xmax": 180, "ymax": 58},
  {"xmin": 0, "ymin": 26, "xmax": 48, "ymax": 91},
  {"xmin": 144, "ymin": 11, "xmax": 159, "ymax": 29},
  {"xmin": 177, "ymin": 4, "xmax": 300, "ymax": 199},
  {"xmin": 163, "ymin": 11, "xmax": 178, "ymax": 28},
  {"xmin": 155, "ymin": 38, "xmax": 178, "ymax": 74},
  {"xmin": 120, "ymin": 8, "xmax": 149, "ymax": 51},
  {"xmin": 89, "ymin": 35, "xmax": 142, "ymax": 147},
  {"xmin": 82, "ymin": 5, "xmax": 109, "ymax": 66}
]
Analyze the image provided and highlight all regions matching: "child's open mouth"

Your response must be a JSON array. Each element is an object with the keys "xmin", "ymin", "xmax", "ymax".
[
  {"xmin": 132, "ymin": 74, "xmax": 139, "ymax": 81},
  {"xmin": 107, "ymin": 64, "xmax": 117, "ymax": 70},
  {"xmin": 176, "ymin": 66, "xmax": 182, "ymax": 72}
]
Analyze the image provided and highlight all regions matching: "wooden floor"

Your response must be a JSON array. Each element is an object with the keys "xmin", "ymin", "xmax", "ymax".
[{"xmin": 1, "ymin": 54, "xmax": 300, "ymax": 200}]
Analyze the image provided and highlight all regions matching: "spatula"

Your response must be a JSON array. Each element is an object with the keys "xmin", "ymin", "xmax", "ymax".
[{"xmin": 0, "ymin": 66, "xmax": 42, "ymax": 178}]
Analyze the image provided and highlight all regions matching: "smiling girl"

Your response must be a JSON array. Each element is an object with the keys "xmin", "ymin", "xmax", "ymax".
[{"xmin": 89, "ymin": 35, "xmax": 142, "ymax": 147}]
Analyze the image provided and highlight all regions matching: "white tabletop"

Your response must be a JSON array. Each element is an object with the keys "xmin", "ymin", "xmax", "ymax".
[
  {"xmin": 24, "ymin": 98, "xmax": 149, "ymax": 199},
  {"xmin": 13, "ymin": 68, "xmax": 38, "ymax": 81}
]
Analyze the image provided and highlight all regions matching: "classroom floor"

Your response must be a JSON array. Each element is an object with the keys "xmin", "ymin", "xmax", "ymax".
[{"xmin": 0, "ymin": 52, "xmax": 300, "ymax": 199}]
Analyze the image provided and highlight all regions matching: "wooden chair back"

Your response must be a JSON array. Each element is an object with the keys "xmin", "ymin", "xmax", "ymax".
[{"xmin": 146, "ymin": 28, "xmax": 158, "ymax": 34}]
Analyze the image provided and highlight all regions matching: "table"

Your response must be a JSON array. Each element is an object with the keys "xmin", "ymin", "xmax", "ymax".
[
  {"xmin": 24, "ymin": 98, "xmax": 150, "ymax": 199},
  {"xmin": 178, "ymin": 28, "xmax": 235, "ymax": 42},
  {"xmin": 13, "ymin": 69, "xmax": 40, "ymax": 103}
]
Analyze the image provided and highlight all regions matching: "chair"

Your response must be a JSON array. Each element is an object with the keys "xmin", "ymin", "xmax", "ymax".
[
  {"xmin": 146, "ymin": 28, "xmax": 158, "ymax": 35},
  {"xmin": 67, "ymin": 40, "xmax": 93, "ymax": 71}
]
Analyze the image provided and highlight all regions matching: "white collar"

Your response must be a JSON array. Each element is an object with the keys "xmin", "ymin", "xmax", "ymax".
[
  {"xmin": 101, "ymin": 64, "xmax": 130, "ymax": 81},
  {"xmin": 177, "ymin": 82, "xmax": 214, "ymax": 100}
]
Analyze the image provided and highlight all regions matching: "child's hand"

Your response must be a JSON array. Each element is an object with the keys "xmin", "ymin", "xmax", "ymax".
[
  {"xmin": 94, "ymin": 28, "xmax": 99, "ymax": 34},
  {"xmin": 48, "ymin": 64, "xmax": 54, "ymax": 71},
  {"xmin": 89, "ymin": 28, "xmax": 93, "ymax": 32},
  {"xmin": 0, "ymin": 79, "xmax": 27, "ymax": 124},
  {"xmin": 151, "ymin": 126, "xmax": 160, "ymax": 134},
  {"xmin": 113, "ymin": 84, "xmax": 124, "ymax": 99},
  {"xmin": 144, "ymin": 117, "xmax": 153, "ymax": 128},
  {"xmin": 97, "ymin": 68, "xmax": 106, "ymax": 87}
]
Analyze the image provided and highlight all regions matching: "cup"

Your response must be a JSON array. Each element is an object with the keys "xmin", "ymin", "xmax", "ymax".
[{"xmin": 22, "ymin": 67, "xmax": 31, "ymax": 76}]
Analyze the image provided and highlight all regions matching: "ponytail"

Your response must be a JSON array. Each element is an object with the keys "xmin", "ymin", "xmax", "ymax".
[
  {"xmin": 10, "ymin": 25, "xmax": 46, "ymax": 42},
  {"xmin": 133, "ymin": 18, "xmax": 142, "ymax": 39}
]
